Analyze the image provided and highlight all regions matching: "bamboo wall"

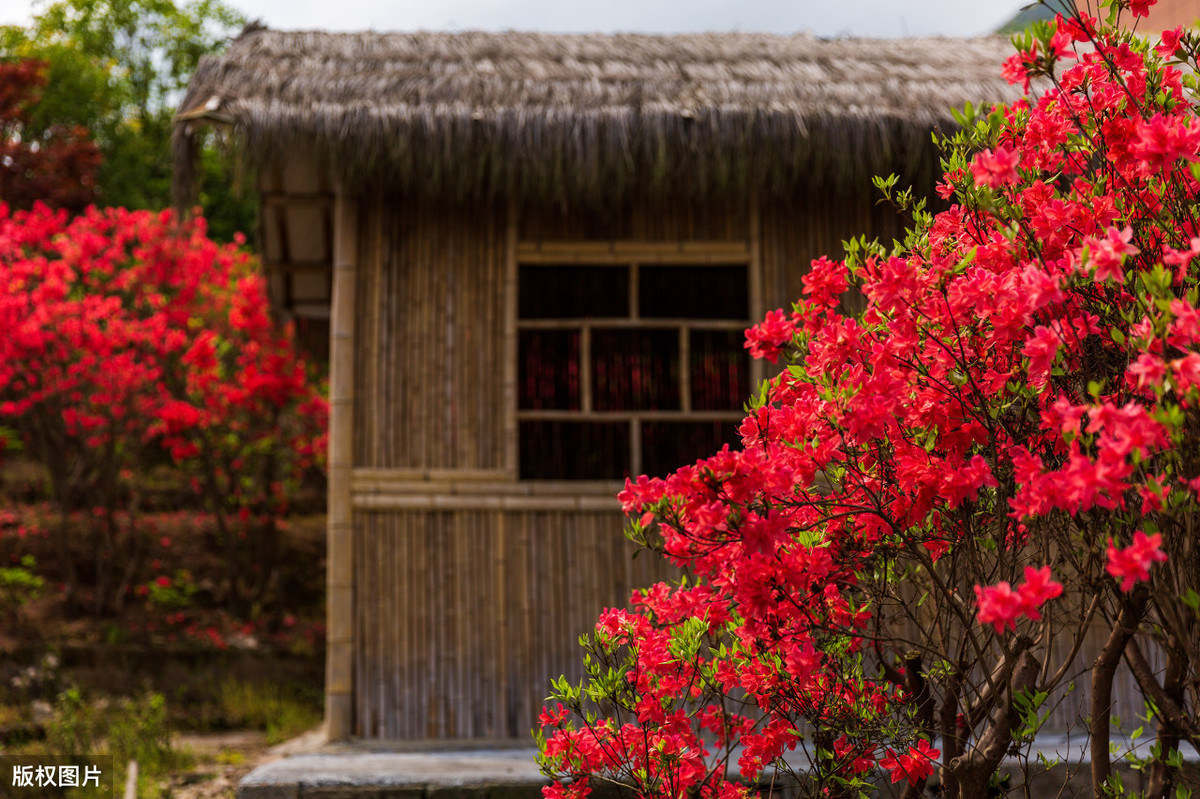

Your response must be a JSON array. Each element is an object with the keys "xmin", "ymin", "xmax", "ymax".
[
  {"xmin": 346, "ymin": 197, "xmax": 701, "ymax": 738},
  {"xmin": 353, "ymin": 506, "xmax": 667, "ymax": 738},
  {"xmin": 353, "ymin": 199, "xmax": 509, "ymax": 471},
  {"xmin": 1041, "ymin": 620, "xmax": 1160, "ymax": 736},
  {"xmin": 322, "ymin": 184, "xmax": 1142, "ymax": 740}
]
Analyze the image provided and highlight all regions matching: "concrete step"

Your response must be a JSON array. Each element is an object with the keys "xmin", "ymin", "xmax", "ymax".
[{"xmin": 239, "ymin": 747, "xmax": 545, "ymax": 799}]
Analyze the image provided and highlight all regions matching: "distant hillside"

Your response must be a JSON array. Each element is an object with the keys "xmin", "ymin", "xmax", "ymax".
[{"xmin": 997, "ymin": 0, "xmax": 1076, "ymax": 33}]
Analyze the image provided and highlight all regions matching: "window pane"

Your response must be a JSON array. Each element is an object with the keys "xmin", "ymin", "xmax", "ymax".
[
  {"xmin": 592, "ymin": 328, "xmax": 679, "ymax": 411},
  {"xmin": 690, "ymin": 330, "xmax": 749, "ymax": 410},
  {"xmin": 641, "ymin": 421, "xmax": 740, "ymax": 478},
  {"xmin": 639, "ymin": 264, "xmax": 748, "ymax": 319},
  {"xmin": 519, "ymin": 265, "xmax": 629, "ymax": 319},
  {"xmin": 520, "ymin": 420, "xmax": 629, "ymax": 480},
  {"xmin": 519, "ymin": 330, "xmax": 580, "ymax": 410}
]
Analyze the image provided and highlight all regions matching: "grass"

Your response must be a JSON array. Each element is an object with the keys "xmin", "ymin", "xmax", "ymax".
[{"xmin": 216, "ymin": 679, "xmax": 322, "ymax": 745}]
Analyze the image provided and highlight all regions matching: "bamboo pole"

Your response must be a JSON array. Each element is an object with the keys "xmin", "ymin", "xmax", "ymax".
[
  {"xmin": 326, "ymin": 185, "xmax": 358, "ymax": 740},
  {"xmin": 748, "ymin": 191, "xmax": 766, "ymax": 390},
  {"xmin": 504, "ymin": 199, "xmax": 520, "ymax": 478}
]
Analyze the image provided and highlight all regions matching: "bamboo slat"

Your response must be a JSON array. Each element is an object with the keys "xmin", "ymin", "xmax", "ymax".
[
  {"xmin": 748, "ymin": 193, "xmax": 766, "ymax": 389},
  {"xmin": 517, "ymin": 317, "xmax": 746, "ymax": 330},
  {"xmin": 262, "ymin": 192, "xmax": 333, "ymax": 206},
  {"xmin": 352, "ymin": 477, "xmax": 622, "ymax": 497},
  {"xmin": 518, "ymin": 248, "xmax": 750, "ymax": 265},
  {"xmin": 352, "ymin": 493, "xmax": 620, "ymax": 512},
  {"xmin": 504, "ymin": 200, "xmax": 520, "ymax": 478},
  {"xmin": 516, "ymin": 409, "xmax": 743, "ymax": 421}
]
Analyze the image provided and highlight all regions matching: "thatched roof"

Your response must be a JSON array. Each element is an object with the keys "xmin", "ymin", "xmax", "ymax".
[{"xmin": 175, "ymin": 28, "xmax": 1025, "ymax": 202}]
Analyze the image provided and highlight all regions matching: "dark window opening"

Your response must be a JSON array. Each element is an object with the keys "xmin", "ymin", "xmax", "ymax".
[
  {"xmin": 641, "ymin": 421, "xmax": 741, "ymax": 478},
  {"xmin": 519, "ymin": 329, "xmax": 580, "ymax": 410},
  {"xmin": 517, "ymin": 257, "xmax": 749, "ymax": 480},
  {"xmin": 639, "ymin": 264, "xmax": 747, "ymax": 319},
  {"xmin": 519, "ymin": 265, "xmax": 628, "ymax": 318},
  {"xmin": 519, "ymin": 421, "xmax": 630, "ymax": 480},
  {"xmin": 690, "ymin": 330, "xmax": 749, "ymax": 411},
  {"xmin": 592, "ymin": 328, "xmax": 680, "ymax": 411}
]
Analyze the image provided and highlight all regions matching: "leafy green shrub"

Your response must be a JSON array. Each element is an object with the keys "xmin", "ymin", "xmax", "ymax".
[{"xmin": 43, "ymin": 687, "xmax": 191, "ymax": 797}]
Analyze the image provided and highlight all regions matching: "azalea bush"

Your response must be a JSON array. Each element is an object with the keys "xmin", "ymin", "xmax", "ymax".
[
  {"xmin": 0, "ymin": 204, "xmax": 326, "ymax": 616},
  {"xmin": 537, "ymin": 3, "xmax": 1200, "ymax": 798}
]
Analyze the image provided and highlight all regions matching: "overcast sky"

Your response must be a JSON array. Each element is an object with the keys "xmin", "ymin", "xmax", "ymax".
[{"xmin": 0, "ymin": 0, "xmax": 1032, "ymax": 38}]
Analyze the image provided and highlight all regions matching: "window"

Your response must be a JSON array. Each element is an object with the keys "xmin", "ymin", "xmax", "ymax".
[{"xmin": 516, "ymin": 251, "xmax": 750, "ymax": 480}]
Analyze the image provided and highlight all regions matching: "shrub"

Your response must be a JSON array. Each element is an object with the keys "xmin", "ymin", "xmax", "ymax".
[
  {"xmin": 538, "ymin": 3, "xmax": 1200, "ymax": 798},
  {"xmin": 0, "ymin": 204, "xmax": 326, "ymax": 616}
]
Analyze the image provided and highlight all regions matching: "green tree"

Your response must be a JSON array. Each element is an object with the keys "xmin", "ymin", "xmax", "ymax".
[{"xmin": 0, "ymin": 0, "xmax": 255, "ymax": 240}]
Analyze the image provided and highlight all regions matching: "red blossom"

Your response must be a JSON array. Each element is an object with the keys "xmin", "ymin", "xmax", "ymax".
[
  {"xmin": 969, "ymin": 145, "xmax": 1020, "ymax": 188},
  {"xmin": 1132, "ymin": 114, "xmax": 1200, "ymax": 173},
  {"xmin": 1129, "ymin": 0, "xmax": 1155, "ymax": 17},
  {"xmin": 1086, "ymin": 226, "xmax": 1138, "ymax": 282},
  {"xmin": 1156, "ymin": 27, "xmax": 1184, "ymax": 58},
  {"xmin": 1106, "ymin": 531, "xmax": 1168, "ymax": 591},
  {"xmin": 975, "ymin": 566, "xmax": 1063, "ymax": 633},
  {"xmin": 880, "ymin": 739, "xmax": 939, "ymax": 785},
  {"xmin": 744, "ymin": 308, "xmax": 799, "ymax": 363}
]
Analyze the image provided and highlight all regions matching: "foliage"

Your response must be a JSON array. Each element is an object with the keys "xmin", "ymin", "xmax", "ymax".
[
  {"xmin": 0, "ymin": 503, "xmax": 326, "ymax": 654},
  {"xmin": 44, "ymin": 687, "xmax": 190, "ymax": 798},
  {"xmin": 0, "ymin": 59, "xmax": 101, "ymax": 212},
  {"xmin": 538, "ymin": 3, "xmax": 1200, "ymax": 799},
  {"xmin": 0, "ymin": 554, "xmax": 45, "ymax": 628},
  {"xmin": 0, "ymin": 0, "xmax": 253, "ymax": 240},
  {"xmin": 0, "ymin": 204, "xmax": 326, "ymax": 616}
]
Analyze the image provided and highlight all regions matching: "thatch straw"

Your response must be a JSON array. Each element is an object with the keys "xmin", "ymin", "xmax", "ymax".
[{"xmin": 175, "ymin": 28, "xmax": 1025, "ymax": 204}]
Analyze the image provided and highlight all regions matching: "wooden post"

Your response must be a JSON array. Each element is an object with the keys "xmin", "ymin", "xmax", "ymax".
[{"xmin": 326, "ymin": 185, "xmax": 358, "ymax": 740}]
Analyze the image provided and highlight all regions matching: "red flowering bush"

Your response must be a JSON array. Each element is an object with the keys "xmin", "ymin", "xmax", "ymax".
[
  {"xmin": 538, "ymin": 3, "xmax": 1200, "ymax": 798},
  {"xmin": 0, "ymin": 204, "xmax": 325, "ymax": 616}
]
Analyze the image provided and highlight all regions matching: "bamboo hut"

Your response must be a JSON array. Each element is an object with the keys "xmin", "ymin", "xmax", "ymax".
[{"xmin": 174, "ymin": 29, "xmax": 1049, "ymax": 741}]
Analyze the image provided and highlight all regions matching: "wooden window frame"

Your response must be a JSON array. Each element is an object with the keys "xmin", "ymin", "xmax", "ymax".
[{"xmin": 510, "ymin": 241, "xmax": 755, "ymax": 482}]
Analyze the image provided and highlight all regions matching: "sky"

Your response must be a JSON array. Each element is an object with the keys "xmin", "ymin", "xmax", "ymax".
[{"xmin": 0, "ymin": 0, "xmax": 1033, "ymax": 38}]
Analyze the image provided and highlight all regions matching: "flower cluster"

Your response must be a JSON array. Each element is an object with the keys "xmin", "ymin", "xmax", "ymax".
[
  {"xmin": 1106, "ymin": 530, "xmax": 1168, "ymax": 591},
  {"xmin": 974, "ymin": 566, "xmax": 1064, "ymax": 634}
]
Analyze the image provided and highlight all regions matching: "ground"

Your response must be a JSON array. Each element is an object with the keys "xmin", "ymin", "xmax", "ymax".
[
  {"xmin": 168, "ymin": 728, "xmax": 326, "ymax": 799},
  {"xmin": 0, "ymin": 458, "xmax": 327, "ymax": 794}
]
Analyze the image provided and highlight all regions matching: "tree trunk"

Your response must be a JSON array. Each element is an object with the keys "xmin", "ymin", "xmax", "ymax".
[
  {"xmin": 1127, "ymin": 639, "xmax": 1187, "ymax": 799},
  {"xmin": 950, "ymin": 647, "xmax": 1039, "ymax": 799},
  {"xmin": 1090, "ymin": 591, "xmax": 1148, "ymax": 798}
]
